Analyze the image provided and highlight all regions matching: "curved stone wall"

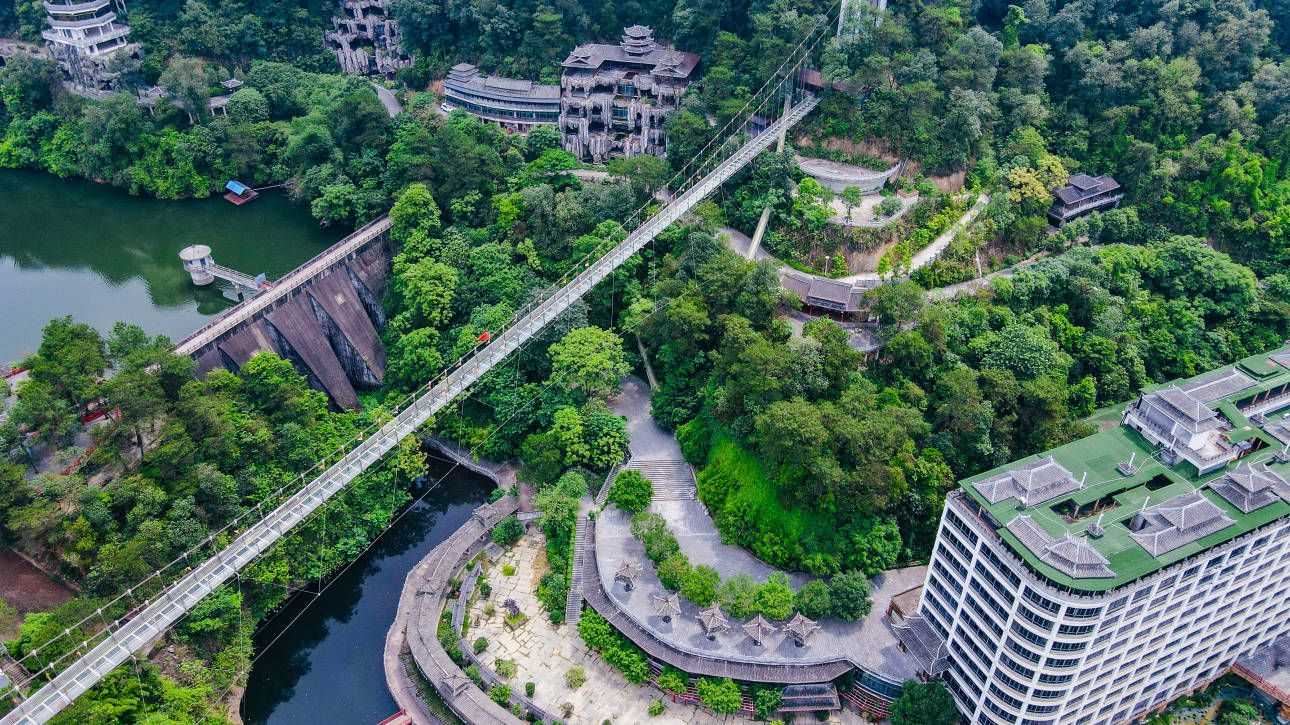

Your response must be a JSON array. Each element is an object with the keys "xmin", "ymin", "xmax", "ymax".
[{"xmin": 796, "ymin": 156, "xmax": 901, "ymax": 193}]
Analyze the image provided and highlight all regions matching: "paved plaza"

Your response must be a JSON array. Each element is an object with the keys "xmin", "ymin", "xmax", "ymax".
[
  {"xmin": 464, "ymin": 534, "xmax": 878, "ymax": 724},
  {"xmin": 595, "ymin": 504, "xmax": 924, "ymax": 680}
]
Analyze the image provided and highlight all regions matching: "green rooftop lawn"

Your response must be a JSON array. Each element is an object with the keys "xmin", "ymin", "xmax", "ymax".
[{"xmin": 960, "ymin": 346, "xmax": 1290, "ymax": 592}]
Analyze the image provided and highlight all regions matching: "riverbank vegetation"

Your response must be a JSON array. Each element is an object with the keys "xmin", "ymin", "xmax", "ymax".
[{"xmin": 0, "ymin": 319, "xmax": 430, "ymax": 722}]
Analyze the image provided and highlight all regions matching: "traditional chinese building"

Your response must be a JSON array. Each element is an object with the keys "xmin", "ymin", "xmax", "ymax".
[
  {"xmin": 1048, "ymin": 173, "xmax": 1123, "ymax": 228},
  {"xmin": 559, "ymin": 25, "xmax": 700, "ymax": 162},
  {"xmin": 41, "ymin": 0, "xmax": 141, "ymax": 91}
]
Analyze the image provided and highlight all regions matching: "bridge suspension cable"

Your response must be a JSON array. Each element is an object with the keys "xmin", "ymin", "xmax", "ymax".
[{"xmin": 0, "ymin": 11, "xmax": 841, "ymax": 722}]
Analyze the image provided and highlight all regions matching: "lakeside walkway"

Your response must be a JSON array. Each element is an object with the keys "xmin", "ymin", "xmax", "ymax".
[{"xmin": 385, "ymin": 496, "xmax": 523, "ymax": 725}]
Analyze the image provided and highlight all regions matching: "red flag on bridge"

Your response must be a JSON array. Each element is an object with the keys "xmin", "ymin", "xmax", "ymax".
[{"xmin": 477, "ymin": 331, "xmax": 491, "ymax": 342}]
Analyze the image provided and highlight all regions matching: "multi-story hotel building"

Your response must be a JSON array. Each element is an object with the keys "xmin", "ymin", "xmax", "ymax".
[
  {"xmin": 558, "ymin": 25, "xmax": 700, "ymax": 162},
  {"xmin": 442, "ymin": 63, "xmax": 561, "ymax": 132},
  {"xmin": 909, "ymin": 344, "xmax": 1290, "ymax": 725}
]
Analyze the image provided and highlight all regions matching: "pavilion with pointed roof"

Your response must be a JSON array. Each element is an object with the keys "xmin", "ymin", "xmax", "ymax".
[
  {"xmin": 784, "ymin": 612, "xmax": 821, "ymax": 646},
  {"xmin": 972, "ymin": 456, "xmax": 1083, "ymax": 507},
  {"xmin": 742, "ymin": 614, "xmax": 777, "ymax": 646},
  {"xmin": 652, "ymin": 592, "xmax": 681, "ymax": 622},
  {"xmin": 615, "ymin": 560, "xmax": 643, "ymax": 590},
  {"xmin": 696, "ymin": 605, "xmax": 728, "ymax": 638}
]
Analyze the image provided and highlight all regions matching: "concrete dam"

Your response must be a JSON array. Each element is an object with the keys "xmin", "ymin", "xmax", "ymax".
[{"xmin": 173, "ymin": 217, "xmax": 393, "ymax": 409}]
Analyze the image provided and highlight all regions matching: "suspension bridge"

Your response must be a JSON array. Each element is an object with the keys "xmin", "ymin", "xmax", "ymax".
[{"xmin": 1, "ymin": 55, "xmax": 825, "ymax": 725}]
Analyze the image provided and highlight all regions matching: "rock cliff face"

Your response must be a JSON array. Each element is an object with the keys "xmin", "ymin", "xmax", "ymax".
[
  {"xmin": 325, "ymin": 0, "xmax": 411, "ymax": 77},
  {"xmin": 558, "ymin": 93, "xmax": 670, "ymax": 163}
]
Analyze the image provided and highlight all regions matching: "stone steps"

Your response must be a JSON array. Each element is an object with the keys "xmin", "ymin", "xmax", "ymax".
[
  {"xmin": 596, "ymin": 461, "xmax": 626, "ymax": 508},
  {"xmin": 565, "ymin": 516, "xmax": 589, "ymax": 624},
  {"xmin": 626, "ymin": 459, "xmax": 697, "ymax": 500}
]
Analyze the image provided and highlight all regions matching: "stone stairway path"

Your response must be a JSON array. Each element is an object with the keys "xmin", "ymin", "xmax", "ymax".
[
  {"xmin": 596, "ymin": 461, "xmax": 626, "ymax": 507},
  {"xmin": 626, "ymin": 458, "xmax": 697, "ymax": 500},
  {"xmin": 565, "ymin": 516, "xmax": 589, "ymax": 624}
]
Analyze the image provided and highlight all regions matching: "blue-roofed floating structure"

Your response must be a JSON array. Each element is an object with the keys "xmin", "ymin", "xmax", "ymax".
[{"xmin": 223, "ymin": 180, "xmax": 259, "ymax": 206}]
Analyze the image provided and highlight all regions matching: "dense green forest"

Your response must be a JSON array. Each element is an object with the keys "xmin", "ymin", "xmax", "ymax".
[
  {"xmin": 641, "ymin": 217, "xmax": 1289, "ymax": 573},
  {"xmin": 0, "ymin": 319, "xmax": 427, "ymax": 722}
]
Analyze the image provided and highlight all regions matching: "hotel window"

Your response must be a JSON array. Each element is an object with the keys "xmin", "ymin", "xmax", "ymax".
[
  {"xmin": 1023, "ymin": 587, "xmax": 1062, "ymax": 614},
  {"xmin": 947, "ymin": 508, "xmax": 979, "ymax": 544},
  {"xmin": 1019, "ymin": 605, "xmax": 1055, "ymax": 631},
  {"xmin": 1008, "ymin": 637, "xmax": 1042, "ymax": 663},
  {"xmin": 1011, "ymin": 621, "xmax": 1048, "ymax": 647}
]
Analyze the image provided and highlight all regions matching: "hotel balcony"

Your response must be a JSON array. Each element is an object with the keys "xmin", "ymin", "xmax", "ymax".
[
  {"xmin": 43, "ymin": 0, "xmax": 111, "ymax": 15},
  {"xmin": 1047, "ymin": 193, "xmax": 1125, "ymax": 227},
  {"xmin": 42, "ymin": 24, "xmax": 130, "ymax": 53},
  {"xmin": 46, "ymin": 11, "xmax": 117, "ymax": 30}
]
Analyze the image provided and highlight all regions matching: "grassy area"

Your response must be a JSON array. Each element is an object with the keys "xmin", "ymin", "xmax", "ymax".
[
  {"xmin": 1082, "ymin": 401, "xmax": 1126, "ymax": 430},
  {"xmin": 700, "ymin": 429, "xmax": 832, "ymax": 569},
  {"xmin": 792, "ymin": 143, "xmax": 894, "ymax": 171}
]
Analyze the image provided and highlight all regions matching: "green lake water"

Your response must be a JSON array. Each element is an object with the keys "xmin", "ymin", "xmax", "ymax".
[{"xmin": 0, "ymin": 168, "xmax": 344, "ymax": 365}]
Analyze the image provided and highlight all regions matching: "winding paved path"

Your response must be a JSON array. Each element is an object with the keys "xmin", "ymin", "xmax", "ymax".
[{"xmin": 371, "ymin": 82, "xmax": 403, "ymax": 117}]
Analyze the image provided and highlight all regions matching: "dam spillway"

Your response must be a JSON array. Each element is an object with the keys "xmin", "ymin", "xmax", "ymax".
[{"xmin": 174, "ymin": 217, "xmax": 392, "ymax": 409}]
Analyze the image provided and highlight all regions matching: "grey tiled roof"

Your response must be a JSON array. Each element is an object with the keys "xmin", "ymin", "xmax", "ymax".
[
  {"xmin": 1181, "ymin": 368, "xmax": 1257, "ymax": 403},
  {"xmin": 781, "ymin": 271, "xmax": 812, "ymax": 299},
  {"xmin": 1129, "ymin": 491, "xmax": 1236, "ymax": 556},
  {"xmin": 444, "ymin": 64, "xmax": 561, "ymax": 101},
  {"xmin": 1135, "ymin": 386, "xmax": 1226, "ymax": 435},
  {"xmin": 807, "ymin": 278, "xmax": 854, "ymax": 305},
  {"xmin": 1210, "ymin": 463, "xmax": 1290, "ymax": 513},
  {"xmin": 1055, "ymin": 174, "xmax": 1120, "ymax": 205},
  {"xmin": 1006, "ymin": 515, "xmax": 1115, "ymax": 578},
  {"xmin": 561, "ymin": 26, "xmax": 700, "ymax": 78},
  {"xmin": 893, "ymin": 614, "xmax": 949, "ymax": 675},
  {"xmin": 973, "ymin": 456, "xmax": 1082, "ymax": 507}
]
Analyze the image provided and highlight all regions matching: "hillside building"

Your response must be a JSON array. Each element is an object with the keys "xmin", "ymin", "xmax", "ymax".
[
  {"xmin": 914, "ymin": 344, "xmax": 1290, "ymax": 725},
  {"xmin": 559, "ymin": 25, "xmax": 700, "ymax": 162},
  {"xmin": 1048, "ymin": 173, "xmax": 1123, "ymax": 228},
  {"xmin": 442, "ymin": 63, "xmax": 560, "ymax": 132},
  {"xmin": 41, "ymin": 0, "xmax": 140, "ymax": 91}
]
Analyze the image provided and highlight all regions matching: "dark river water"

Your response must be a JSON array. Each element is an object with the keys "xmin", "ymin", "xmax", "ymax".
[
  {"xmin": 241, "ymin": 455, "xmax": 492, "ymax": 724},
  {"xmin": 0, "ymin": 168, "xmax": 343, "ymax": 365}
]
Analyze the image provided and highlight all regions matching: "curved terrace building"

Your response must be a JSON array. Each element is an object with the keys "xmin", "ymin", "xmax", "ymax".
[
  {"xmin": 919, "ymin": 344, "xmax": 1290, "ymax": 725},
  {"xmin": 442, "ymin": 64, "xmax": 560, "ymax": 132},
  {"xmin": 42, "ymin": 0, "xmax": 139, "ymax": 90}
]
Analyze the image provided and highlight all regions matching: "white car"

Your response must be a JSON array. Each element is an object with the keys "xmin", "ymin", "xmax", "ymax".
[{"xmin": 441, "ymin": 103, "xmax": 452, "ymax": 113}]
